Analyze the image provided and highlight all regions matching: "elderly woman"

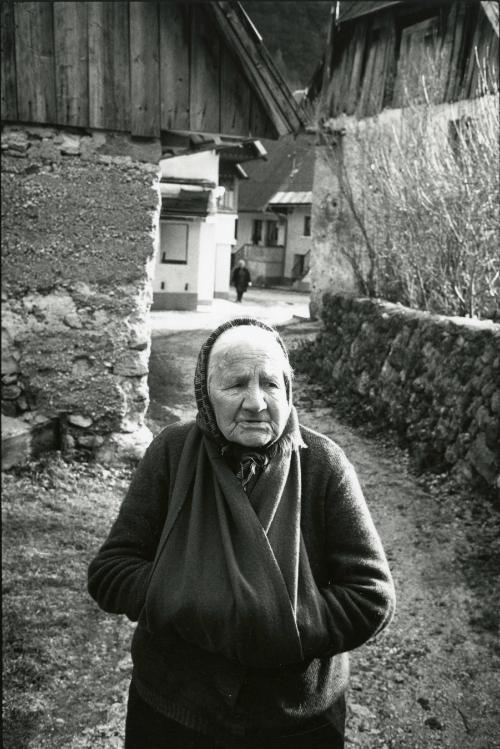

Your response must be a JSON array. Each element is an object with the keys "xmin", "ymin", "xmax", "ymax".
[{"xmin": 88, "ymin": 318, "xmax": 395, "ymax": 749}]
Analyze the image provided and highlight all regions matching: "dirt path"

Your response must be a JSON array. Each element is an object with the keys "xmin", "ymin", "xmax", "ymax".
[
  {"xmin": 5, "ymin": 319, "xmax": 497, "ymax": 748},
  {"xmin": 147, "ymin": 321, "xmax": 500, "ymax": 748}
]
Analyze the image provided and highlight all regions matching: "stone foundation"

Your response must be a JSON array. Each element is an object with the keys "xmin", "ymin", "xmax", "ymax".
[
  {"xmin": 1, "ymin": 124, "xmax": 161, "ymax": 464},
  {"xmin": 294, "ymin": 294, "xmax": 500, "ymax": 496}
]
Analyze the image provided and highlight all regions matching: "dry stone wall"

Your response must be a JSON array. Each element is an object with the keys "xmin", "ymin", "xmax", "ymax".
[
  {"xmin": 295, "ymin": 294, "xmax": 500, "ymax": 496},
  {"xmin": 1, "ymin": 124, "xmax": 161, "ymax": 465}
]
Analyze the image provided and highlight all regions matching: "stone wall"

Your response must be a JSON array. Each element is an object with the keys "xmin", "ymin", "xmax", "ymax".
[
  {"xmin": 294, "ymin": 294, "xmax": 500, "ymax": 496},
  {"xmin": 1, "ymin": 124, "xmax": 161, "ymax": 465}
]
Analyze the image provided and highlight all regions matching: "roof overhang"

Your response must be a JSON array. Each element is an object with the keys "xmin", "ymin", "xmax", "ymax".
[
  {"xmin": 269, "ymin": 191, "xmax": 313, "ymax": 206},
  {"xmin": 161, "ymin": 130, "xmax": 268, "ymax": 163}
]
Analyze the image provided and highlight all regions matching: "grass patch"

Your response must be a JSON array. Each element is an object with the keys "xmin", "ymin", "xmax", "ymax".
[{"xmin": 2, "ymin": 453, "xmax": 135, "ymax": 748}]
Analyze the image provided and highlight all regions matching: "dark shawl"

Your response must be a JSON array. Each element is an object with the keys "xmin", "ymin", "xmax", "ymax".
[{"xmin": 144, "ymin": 318, "xmax": 327, "ymax": 668}]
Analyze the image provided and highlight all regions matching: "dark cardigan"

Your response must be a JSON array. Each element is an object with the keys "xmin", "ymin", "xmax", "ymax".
[{"xmin": 88, "ymin": 421, "xmax": 395, "ymax": 743}]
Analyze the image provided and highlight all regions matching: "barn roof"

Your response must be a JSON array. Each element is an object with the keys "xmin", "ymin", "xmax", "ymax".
[
  {"xmin": 338, "ymin": 0, "xmax": 499, "ymax": 34},
  {"xmin": 338, "ymin": 2, "xmax": 401, "ymax": 23},
  {"xmin": 238, "ymin": 132, "xmax": 315, "ymax": 211}
]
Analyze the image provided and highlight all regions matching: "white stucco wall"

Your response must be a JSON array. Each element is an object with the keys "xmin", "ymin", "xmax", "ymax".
[
  {"xmin": 282, "ymin": 205, "xmax": 312, "ymax": 279},
  {"xmin": 197, "ymin": 218, "xmax": 217, "ymax": 303},
  {"xmin": 214, "ymin": 213, "xmax": 237, "ymax": 296},
  {"xmin": 160, "ymin": 150, "xmax": 219, "ymax": 183},
  {"xmin": 153, "ymin": 220, "xmax": 200, "ymax": 296}
]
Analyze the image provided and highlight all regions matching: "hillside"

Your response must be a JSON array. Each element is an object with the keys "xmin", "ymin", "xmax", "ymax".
[{"xmin": 243, "ymin": 1, "xmax": 332, "ymax": 91}]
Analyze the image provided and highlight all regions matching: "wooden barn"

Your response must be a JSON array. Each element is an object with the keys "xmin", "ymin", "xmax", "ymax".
[
  {"xmin": 311, "ymin": 0, "xmax": 499, "ymax": 117},
  {"xmin": 308, "ymin": 0, "xmax": 499, "ymax": 315},
  {"xmin": 1, "ymin": 1, "xmax": 302, "ymax": 138},
  {"xmin": 0, "ymin": 1, "xmax": 303, "ymax": 466}
]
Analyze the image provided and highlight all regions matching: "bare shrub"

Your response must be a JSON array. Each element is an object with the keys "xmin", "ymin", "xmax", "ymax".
[{"xmin": 321, "ymin": 57, "xmax": 499, "ymax": 319}]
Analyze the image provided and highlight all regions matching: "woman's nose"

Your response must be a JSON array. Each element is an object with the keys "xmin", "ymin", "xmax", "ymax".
[{"xmin": 242, "ymin": 385, "xmax": 266, "ymax": 412}]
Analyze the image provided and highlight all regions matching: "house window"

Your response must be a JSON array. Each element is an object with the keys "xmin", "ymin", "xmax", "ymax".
[
  {"xmin": 234, "ymin": 218, "xmax": 238, "ymax": 240},
  {"xmin": 266, "ymin": 220, "xmax": 278, "ymax": 246},
  {"xmin": 303, "ymin": 215, "xmax": 311, "ymax": 236},
  {"xmin": 160, "ymin": 222, "xmax": 188, "ymax": 264},
  {"xmin": 252, "ymin": 219, "xmax": 262, "ymax": 244}
]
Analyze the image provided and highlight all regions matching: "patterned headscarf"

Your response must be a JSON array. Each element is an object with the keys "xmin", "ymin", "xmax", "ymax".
[{"xmin": 194, "ymin": 317, "xmax": 292, "ymax": 453}]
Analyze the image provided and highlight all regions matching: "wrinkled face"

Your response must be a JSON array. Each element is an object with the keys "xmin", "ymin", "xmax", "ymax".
[{"xmin": 208, "ymin": 328, "xmax": 291, "ymax": 447}]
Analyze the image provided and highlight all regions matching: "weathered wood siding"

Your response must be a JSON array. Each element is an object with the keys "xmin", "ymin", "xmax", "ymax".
[
  {"xmin": 0, "ymin": 0, "xmax": 288, "ymax": 138},
  {"xmin": 324, "ymin": 1, "xmax": 499, "ymax": 118}
]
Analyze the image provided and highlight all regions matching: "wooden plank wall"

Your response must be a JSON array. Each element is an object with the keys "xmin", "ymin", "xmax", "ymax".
[
  {"xmin": 130, "ymin": 2, "xmax": 160, "ymax": 137},
  {"xmin": 159, "ymin": 2, "xmax": 190, "ymax": 132},
  {"xmin": 15, "ymin": 2, "xmax": 57, "ymax": 123},
  {"xmin": 0, "ymin": 0, "xmax": 283, "ymax": 139},
  {"xmin": 324, "ymin": 1, "xmax": 499, "ymax": 119},
  {"xmin": 190, "ymin": 4, "xmax": 221, "ymax": 132},
  {"xmin": 1, "ymin": 1, "xmax": 17, "ymax": 120},
  {"xmin": 54, "ymin": 2, "xmax": 88, "ymax": 127}
]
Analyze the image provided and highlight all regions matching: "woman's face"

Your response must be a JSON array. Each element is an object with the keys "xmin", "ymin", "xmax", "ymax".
[{"xmin": 208, "ymin": 331, "xmax": 290, "ymax": 448}]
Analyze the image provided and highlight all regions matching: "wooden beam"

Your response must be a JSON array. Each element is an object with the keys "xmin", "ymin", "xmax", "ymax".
[
  {"xmin": 54, "ymin": 2, "xmax": 89, "ymax": 128},
  {"xmin": 130, "ymin": 1, "xmax": 160, "ymax": 137},
  {"xmin": 159, "ymin": 1, "xmax": 190, "ymax": 131},
  {"xmin": 211, "ymin": 2, "xmax": 302, "ymax": 136},
  {"xmin": 1, "ymin": 1, "xmax": 18, "ymax": 121},
  {"xmin": 14, "ymin": 2, "xmax": 56, "ymax": 123}
]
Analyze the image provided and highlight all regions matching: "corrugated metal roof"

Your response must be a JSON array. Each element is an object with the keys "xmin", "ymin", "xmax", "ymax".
[
  {"xmin": 238, "ymin": 132, "xmax": 315, "ymax": 211},
  {"xmin": 338, "ymin": 1, "xmax": 402, "ymax": 23},
  {"xmin": 269, "ymin": 191, "xmax": 312, "ymax": 205}
]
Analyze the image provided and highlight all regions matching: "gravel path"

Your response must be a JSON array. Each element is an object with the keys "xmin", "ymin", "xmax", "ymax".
[{"xmin": 146, "ymin": 320, "xmax": 500, "ymax": 748}]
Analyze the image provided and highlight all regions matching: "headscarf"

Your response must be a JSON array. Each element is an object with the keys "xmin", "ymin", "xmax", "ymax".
[{"xmin": 194, "ymin": 317, "xmax": 292, "ymax": 451}]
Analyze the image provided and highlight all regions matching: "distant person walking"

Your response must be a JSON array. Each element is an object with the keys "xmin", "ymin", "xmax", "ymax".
[{"xmin": 231, "ymin": 259, "xmax": 251, "ymax": 303}]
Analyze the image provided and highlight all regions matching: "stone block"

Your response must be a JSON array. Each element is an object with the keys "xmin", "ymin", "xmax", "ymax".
[
  {"xmin": 1, "ymin": 414, "xmax": 59, "ymax": 469},
  {"xmin": 2, "ymin": 130, "xmax": 29, "ymax": 152},
  {"xmin": 1, "ymin": 353, "xmax": 20, "ymax": 375},
  {"xmin": 467, "ymin": 433, "xmax": 499, "ymax": 485},
  {"xmin": 2, "ymin": 384, "xmax": 22, "ymax": 400},
  {"xmin": 94, "ymin": 425, "xmax": 153, "ymax": 464},
  {"xmin": 63, "ymin": 313, "xmax": 83, "ymax": 329},
  {"xmin": 59, "ymin": 133, "xmax": 81, "ymax": 156},
  {"xmin": 76, "ymin": 434, "xmax": 104, "ymax": 448},
  {"xmin": 113, "ymin": 350, "xmax": 149, "ymax": 377},
  {"xmin": 67, "ymin": 413, "xmax": 93, "ymax": 428},
  {"xmin": 127, "ymin": 322, "xmax": 150, "ymax": 351}
]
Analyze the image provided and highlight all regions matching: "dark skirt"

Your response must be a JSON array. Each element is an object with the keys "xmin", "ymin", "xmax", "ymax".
[{"xmin": 125, "ymin": 680, "xmax": 345, "ymax": 749}]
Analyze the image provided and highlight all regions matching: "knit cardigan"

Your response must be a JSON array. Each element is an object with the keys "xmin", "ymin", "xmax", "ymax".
[{"xmin": 88, "ymin": 420, "xmax": 395, "ymax": 743}]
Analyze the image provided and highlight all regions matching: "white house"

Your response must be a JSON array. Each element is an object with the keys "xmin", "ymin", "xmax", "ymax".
[
  {"xmin": 235, "ymin": 133, "xmax": 315, "ymax": 289},
  {"xmin": 152, "ymin": 135, "xmax": 266, "ymax": 310}
]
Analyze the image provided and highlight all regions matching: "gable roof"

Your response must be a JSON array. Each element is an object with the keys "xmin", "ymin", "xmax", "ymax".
[{"xmin": 238, "ymin": 132, "xmax": 315, "ymax": 211}]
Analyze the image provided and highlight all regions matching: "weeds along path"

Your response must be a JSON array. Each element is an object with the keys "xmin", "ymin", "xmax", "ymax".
[{"xmin": 3, "ymin": 321, "xmax": 498, "ymax": 748}]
